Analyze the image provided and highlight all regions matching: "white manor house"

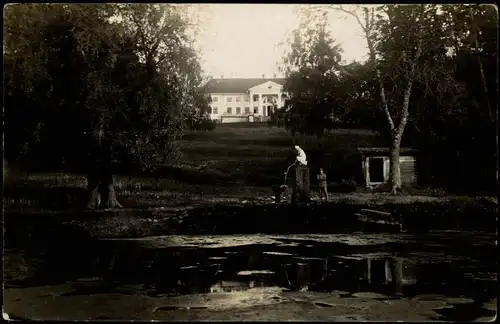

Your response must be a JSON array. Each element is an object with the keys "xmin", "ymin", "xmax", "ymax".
[{"xmin": 203, "ymin": 76, "xmax": 288, "ymax": 123}]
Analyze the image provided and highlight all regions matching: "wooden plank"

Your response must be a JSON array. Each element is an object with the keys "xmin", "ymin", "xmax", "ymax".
[
  {"xmin": 360, "ymin": 209, "xmax": 392, "ymax": 217},
  {"xmin": 356, "ymin": 212, "xmax": 402, "ymax": 233}
]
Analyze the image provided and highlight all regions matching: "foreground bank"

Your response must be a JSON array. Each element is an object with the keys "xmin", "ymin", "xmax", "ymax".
[
  {"xmin": 4, "ymin": 284, "xmax": 496, "ymax": 321},
  {"xmin": 5, "ymin": 196, "xmax": 497, "ymax": 240}
]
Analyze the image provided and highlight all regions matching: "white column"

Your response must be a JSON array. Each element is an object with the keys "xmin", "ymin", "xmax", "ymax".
[
  {"xmin": 249, "ymin": 91, "xmax": 253, "ymax": 115},
  {"xmin": 259, "ymin": 94, "xmax": 262, "ymax": 116}
]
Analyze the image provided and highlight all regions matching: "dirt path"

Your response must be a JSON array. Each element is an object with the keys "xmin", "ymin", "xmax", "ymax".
[{"xmin": 4, "ymin": 283, "xmax": 496, "ymax": 321}]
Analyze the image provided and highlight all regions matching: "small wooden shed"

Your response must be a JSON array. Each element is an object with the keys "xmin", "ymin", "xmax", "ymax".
[{"xmin": 358, "ymin": 147, "xmax": 418, "ymax": 188}]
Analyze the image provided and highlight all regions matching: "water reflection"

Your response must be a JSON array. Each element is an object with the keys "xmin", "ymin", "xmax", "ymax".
[
  {"xmin": 86, "ymin": 243, "xmax": 494, "ymax": 301},
  {"xmin": 6, "ymin": 234, "xmax": 496, "ymax": 306}
]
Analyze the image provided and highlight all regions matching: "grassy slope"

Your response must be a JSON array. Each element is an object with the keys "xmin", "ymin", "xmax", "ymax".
[
  {"xmin": 4, "ymin": 124, "xmax": 495, "ymax": 210},
  {"xmin": 172, "ymin": 124, "xmax": 383, "ymax": 185}
]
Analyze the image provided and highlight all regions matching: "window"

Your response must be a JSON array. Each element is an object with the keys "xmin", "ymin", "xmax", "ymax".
[
  {"xmin": 212, "ymin": 107, "xmax": 218, "ymax": 114},
  {"xmin": 226, "ymin": 107, "xmax": 232, "ymax": 114},
  {"xmin": 236, "ymin": 96, "xmax": 241, "ymax": 102},
  {"xmin": 253, "ymin": 107, "xmax": 258, "ymax": 114},
  {"xmin": 253, "ymin": 94, "xmax": 259, "ymax": 101},
  {"xmin": 227, "ymin": 97, "xmax": 232, "ymax": 102},
  {"xmin": 212, "ymin": 96, "xmax": 218, "ymax": 102},
  {"xmin": 244, "ymin": 96, "xmax": 249, "ymax": 102},
  {"xmin": 245, "ymin": 107, "xmax": 250, "ymax": 114},
  {"xmin": 236, "ymin": 107, "xmax": 241, "ymax": 114}
]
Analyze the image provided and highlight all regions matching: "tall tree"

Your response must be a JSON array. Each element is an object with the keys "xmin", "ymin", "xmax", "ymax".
[
  {"xmin": 4, "ymin": 4, "xmax": 209, "ymax": 209},
  {"xmin": 280, "ymin": 10, "xmax": 346, "ymax": 138},
  {"xmin": 319, "ymin": 4, "xmax": 462, "ymax": 193},
  {"xmin": 440, "ymin": 4, "xmax": 497, "ymax": 122},
  {"xmin": 294, "ymin": 4, "xmax": 496, "ymax": 193}
]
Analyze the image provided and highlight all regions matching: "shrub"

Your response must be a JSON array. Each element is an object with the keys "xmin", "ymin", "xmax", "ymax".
[
  {"xmin": 327, "ymin": 179, "xmax": 358, "ymax": 193},
  {"xmin": 188, "ymin": 118, "xmax": 217, "ymax": 132}
]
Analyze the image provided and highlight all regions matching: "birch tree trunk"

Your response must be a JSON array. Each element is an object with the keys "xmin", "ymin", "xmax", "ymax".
[
  {"xmin": 389, "ymin": 138, "xmax": 402, "ymax": 194},
  {"xmin": 333, "ymin": 5, "xmax": 423, "ymax": 194},
  {"xmin": 389, "ymin": 76, "xmax": 413, "ymax": 194}
]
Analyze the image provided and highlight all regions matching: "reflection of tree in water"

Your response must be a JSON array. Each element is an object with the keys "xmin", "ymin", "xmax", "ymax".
[{"xmin": 281, "ymin": 254, "xmax": 411, "ymax": 295}]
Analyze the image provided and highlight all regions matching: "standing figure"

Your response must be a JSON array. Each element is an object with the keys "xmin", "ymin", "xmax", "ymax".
[
  {"xmin": 292, "ymin": 145, "xmax": 311, "ymax": 204},
  {"xmin": 317, "ymin": 168, "xmax": 328, "ymax": 202}
]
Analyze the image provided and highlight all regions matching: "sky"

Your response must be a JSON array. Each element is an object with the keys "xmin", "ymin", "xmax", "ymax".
[{"xmin": 192, "ymin": 4, "xmax": 369, "ymax": 78}]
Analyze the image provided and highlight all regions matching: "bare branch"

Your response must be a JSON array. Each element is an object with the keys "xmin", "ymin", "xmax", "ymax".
[
  {"xmin": 331, "ymin": 5, "xmax": 395, "ymax": 131},
  {"xmin": 370, "ymin": 7, "xmax": 375, "ymax": 30},
  {"xmin": 396, "ymin": 5, "xmax": 426, "ymax": 137},
  {"xmin": 336, "ymin": 5, "xmax": 368, "ymax": 31}
]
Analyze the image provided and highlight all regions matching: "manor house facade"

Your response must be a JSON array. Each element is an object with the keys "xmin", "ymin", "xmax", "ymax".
[{"xmin": 203, "ymin": 76, "xmax": 288, "ymax": 123}]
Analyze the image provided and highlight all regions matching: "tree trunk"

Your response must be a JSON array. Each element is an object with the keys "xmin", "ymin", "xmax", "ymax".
[
  {"xmin": 469, "ymin": 6, "xmax": 493, "ymax": 121},
  {"xmin": 86, "ymin": 126, "xmax": 122, "ymax": 209},
  {"xmin": 389, "ymin": 138, "xmax": 402, "ymax": 195},
  {"xmin": 389, "ymin": 257, "xmax": 404, "ymax": 296},
  {"xmin": 389, "ymin": 90, "xmax": 412, "ymax": 195},
  {"xmin": 86, "ymin": 172, "xmax": 101, "ymax": 209},
  {"xmin": 86, "ymin": 170, "xmax": 122, "ymax": 209},
  {"xmin": 100, "ymin": 180, "xmax": 122, "ymax": 209}
]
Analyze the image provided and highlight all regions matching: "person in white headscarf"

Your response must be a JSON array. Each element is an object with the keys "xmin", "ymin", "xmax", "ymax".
[{"xmin": 294, "ymin": 145, "xmax": 307, "ymax": 166}]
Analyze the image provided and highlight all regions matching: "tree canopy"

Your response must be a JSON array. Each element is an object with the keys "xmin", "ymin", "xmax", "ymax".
[
  {"xmin": 4, "ymin": 3, "xmax": 212, "ymax": 175},
  {"xmin": 279, "ymin": 4, "xmax": 497, "ymax": 193},
  {"xmin": 279, "ymin": 10, "xmax": 349, "ymax": 137}
]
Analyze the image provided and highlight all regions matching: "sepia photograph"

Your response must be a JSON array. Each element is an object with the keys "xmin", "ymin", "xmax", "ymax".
[{"xmin": 3, "ymin": 3, "xmax": 497, "ymax": 321}]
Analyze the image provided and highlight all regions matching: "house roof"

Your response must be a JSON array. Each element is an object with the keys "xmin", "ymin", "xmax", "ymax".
[{"xmin": 203, "ymin": 78, "xmax": 287, "ymax": 94}]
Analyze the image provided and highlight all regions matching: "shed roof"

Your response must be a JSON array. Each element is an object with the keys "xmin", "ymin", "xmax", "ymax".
[{"xmin": 203, "ymin": 78, "xmax": 287, "ymax": 94}]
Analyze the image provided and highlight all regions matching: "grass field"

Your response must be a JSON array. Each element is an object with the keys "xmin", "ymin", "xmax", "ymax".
[
  {"xmin": 6, "ymin": 123, "xmax": 494, "ymax": 211},
  {"xmin": 173, "ymin": 123, "xmax": 384, "ymax": 186}
]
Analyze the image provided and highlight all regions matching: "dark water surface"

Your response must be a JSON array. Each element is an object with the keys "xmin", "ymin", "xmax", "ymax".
[{"xmin": 4, "ymin": 231, "xmax": 497, "ymax": 321}]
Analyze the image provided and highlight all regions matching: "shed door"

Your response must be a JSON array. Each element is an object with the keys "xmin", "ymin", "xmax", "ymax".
[{"xmin": 369, "ymin": 157, "xmax": 384, "ymax": 183}]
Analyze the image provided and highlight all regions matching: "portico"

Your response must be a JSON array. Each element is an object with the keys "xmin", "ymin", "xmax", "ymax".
[{"xmin": 248, "ymin": 80, "xmax": 286, "ymax": 119}]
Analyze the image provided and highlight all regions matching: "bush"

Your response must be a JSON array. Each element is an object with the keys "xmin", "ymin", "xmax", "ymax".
[
  {"xmin": 327, "ymin": 178, "xmax": 358, "ymax": 193},
  {"xmin": 188, "ymin": 118, "xmax": 217, "ymax": 132}
]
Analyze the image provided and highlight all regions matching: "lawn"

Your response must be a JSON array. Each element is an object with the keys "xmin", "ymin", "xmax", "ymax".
[
  {"xmin": 5, "ymin": 123, "xmax": 494, "ymax": 211},
  {"xmin": 173, "ymin": 123, "xmax": 384, "ymax": 186}
]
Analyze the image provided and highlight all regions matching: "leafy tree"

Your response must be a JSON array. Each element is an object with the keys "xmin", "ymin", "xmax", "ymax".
[
  {"xmin": 441, "ymin": 4, "xmax": 497, "ymax": 121},
  {"xmin": 4, "ymin": 4, "xmax": 209, "ymax": 208},
  {"xmin": 409, "ymin": 4, "xmax": 498, "ymax": 193},
  {"xmin": 290, "ymin": 4, "xmax": 496, "ymax": 193},
  {"xmin": 311, "ymin": 4, "xmax": 463, "ymax": 193},
  {"xmin": 279, "ymin": 10, "xmax": 346, "ymax": 138}
]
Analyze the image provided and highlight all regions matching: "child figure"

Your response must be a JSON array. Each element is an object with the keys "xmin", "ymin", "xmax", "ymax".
[{"xmin": 317, "ymin": 168, "xmax": 328, "ymax": 202}]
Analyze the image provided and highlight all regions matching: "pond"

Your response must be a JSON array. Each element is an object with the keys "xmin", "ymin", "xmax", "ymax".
[
  {"xmin": 4, "ymin": 231, "xmax": 497, "ymax": 321},
  {"xmin": 3, "ymin": 202, "xmax": 497, "ymax": 320}
]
